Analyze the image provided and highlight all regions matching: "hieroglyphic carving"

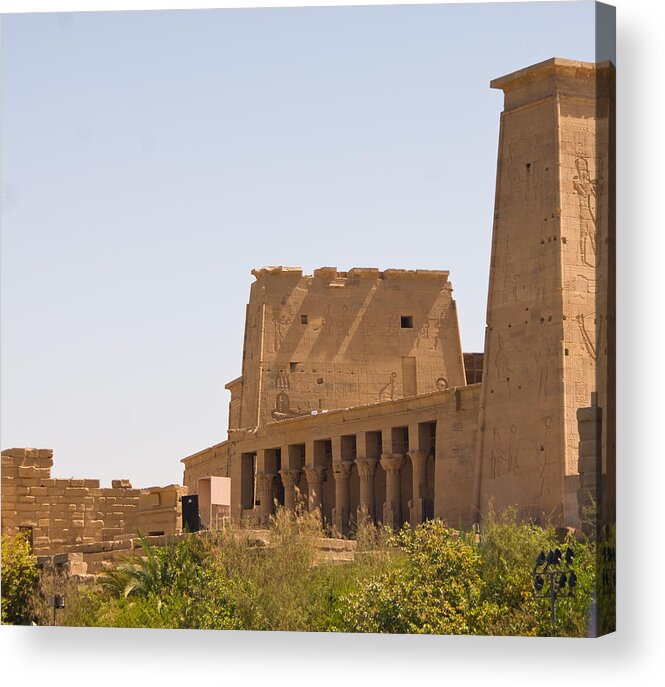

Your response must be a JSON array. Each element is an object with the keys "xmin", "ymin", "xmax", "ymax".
[
  {"xmin": 432, "ymin": 309, "xmax": 448, "ymax": 351},
  {"xmin": 378, "ymin": 372, "xmax": 397, "ymax": 401},
  {"xmin": 417, "ymin": 319, "xmax": 430, "ymax": 346},
  {"xmin": 271, "ymin": 309, "xmax": 291, "ymax": 353},
  {"xmin": 507, "ymin": 424, "xmax": 518, "ymax": 473},
  {"xmin": 534, "ymin": 347, "xmax": 552, "ymax": 401},
  {"xmin": 490, "ymin": 427, "xmax": 505, "ymax": 479},
  {"xmin": 573, "ymin": 154, "xmax": 602, "ymax": 269},
  {"xmin": 270, "ymin": 392, "xmax": 309, "ymax": 421},
  {"xmin": 503, "ymin": 264, "xmax": 519, "ymax": 302},
  {"xmin": 490, "ymin": 425, "xmax": 518, "ymax": 478},
  {"xmin": 576, "ymin": 312, "xmax": 597, "ymax": 359},
  {"xmin": 435, "ymin": 376, "xmax": 449, "ymax": 391},
  {"xmin": 274, "ymin": 369, "xmax": 290, "ymax": 391}
]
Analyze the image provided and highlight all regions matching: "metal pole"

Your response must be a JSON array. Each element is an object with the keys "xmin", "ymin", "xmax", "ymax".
[{"xmin": 550, "ymin": 572, "xmax": 556, "ymax": 635}]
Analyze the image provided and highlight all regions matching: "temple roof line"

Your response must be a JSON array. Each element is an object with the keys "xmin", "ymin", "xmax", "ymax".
[{"xmin": 251, "ymin": 266, "xmax": 450, "ymax": 282}]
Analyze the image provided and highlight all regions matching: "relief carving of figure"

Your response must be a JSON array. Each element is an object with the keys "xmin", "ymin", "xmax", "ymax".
[
  {"xmin": 507, "ymin": 424, "xmax": 519, "ymax": 473},
  {"xmin": 417, "ymin": 319, "xmax": 430, "ymax": 346},
  {"xmin": 272, "ymin": 309, "xmax": 291, "ymax": 352},
  {"xmin": 573, "ymin": 155, "xmax": 601, "ymax": 268},
  {"xmin": 378, "ymin": 372, "xmax": 397, "ymax": 401},
  {"xmin": 490, "ymin": 427, "xmax": 506, "ymax": 479},
  {"xmin": 432, "ymin": 310, "xmax": 448, "ymax": 351},
  {"xmin": 576, "ymin": 312, "xmax": 597, "ymax": 360}
]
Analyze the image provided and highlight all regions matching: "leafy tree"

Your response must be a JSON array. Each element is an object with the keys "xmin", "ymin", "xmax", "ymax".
[{"xmin": 1, "ymin": 531, "xmax": 40, "ymax": 625}]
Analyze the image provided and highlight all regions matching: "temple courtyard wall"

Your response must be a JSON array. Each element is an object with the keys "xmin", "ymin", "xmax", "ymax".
[{"xmin": 183, "ymin": 384, "xmax": 481, "ymax": 533}]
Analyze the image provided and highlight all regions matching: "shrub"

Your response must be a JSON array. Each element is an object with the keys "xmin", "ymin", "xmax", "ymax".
[
  {"xmin": 1, "ymin": 531, "xmax": 40, "ymax": 625},
  {"xmin": 478, "ymin": 508, "xmax": 596, "ymax": 637},
  {"xmin": 335, "ymin": 521, "xmax": 496, "ymax": 634}
]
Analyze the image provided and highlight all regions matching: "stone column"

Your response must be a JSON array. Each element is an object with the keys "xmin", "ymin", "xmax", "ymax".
[
  {"xmin": 256, "ymin": 472, "xmax": 276, "ymax": 526},
  {"xmin": 279, "ymin": 469, "xmax": 302, "ymax": 512},
  {"xmin": 303, "ymin": 465, "xmax": 327, "ymax": 515},
  {"xmin": 332, "ymin": 461, "xmax": 353, "ymax": 535},
  {"xmin": 356, "ymin": 457, "xmax": 378, "ymax": 523},
  {"xmin": 407, "ymin": 449, "xmax": 427, "ymax": 527},
  {"xmin": 380, "ymin": 453, "xmax": 405, "ymax": 530}
]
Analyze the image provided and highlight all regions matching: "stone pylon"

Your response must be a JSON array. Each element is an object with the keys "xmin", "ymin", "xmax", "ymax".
[{"xmin": 474, "ymin": 59, "xmax": 615, "ymax": 527}]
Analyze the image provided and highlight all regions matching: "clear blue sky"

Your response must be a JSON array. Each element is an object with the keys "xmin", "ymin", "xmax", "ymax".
[{"xmin": 1, "ymin": 2, "xmax": 605, "ymax": 486}]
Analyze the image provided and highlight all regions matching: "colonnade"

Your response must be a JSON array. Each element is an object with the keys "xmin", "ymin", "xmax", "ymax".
[{"xmin": 250, "ymin": 422, "xmax": 435, "ymax": 533}]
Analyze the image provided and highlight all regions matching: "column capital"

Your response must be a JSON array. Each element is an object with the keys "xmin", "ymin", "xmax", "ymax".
[
  {"xmin": 304, "ymin": 465, "xmax": 327, "ymax": 484},
  {"xmin": 256, "ymin": 472, "xmax": 276, "ymax": 488},
  {"xmin": 332, "ymin": 461, "xmax": 353, "ymax": 480},
  {"xmin": 406, "ymin": 449, "xmax": 428, "ymax": 466},
  {"xmin": 279, "ymin": 468, "xmax": 302, "ymax": 488},
  {"xmin": 380, "ymin": 453, "xmax": 405, "ymax": 474},
  {"xmin": 356, "ymin": 457, "xmax": 379, "ymax": 480}
]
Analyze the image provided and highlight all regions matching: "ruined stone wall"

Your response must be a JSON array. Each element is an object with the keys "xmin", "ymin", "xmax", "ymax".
[
  {"xmin": 1, "ymin": 448, "xmax": 140, "ymax": 555},
  {"xmin": 475, "ymin": 59, "xmax": 614, "ymax": 526},
  {"xmin": 236, "ymin": 266, "xmax": 467, "ymax": 429},
  {"xmin": 137, "ymin": 485, "xmax": 187, "ymax": 536}
]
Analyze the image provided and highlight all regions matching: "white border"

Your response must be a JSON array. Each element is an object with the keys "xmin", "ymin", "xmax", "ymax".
[{"xmin": 2, "ymin": 1, "xmax": 662, "ymax": 685}]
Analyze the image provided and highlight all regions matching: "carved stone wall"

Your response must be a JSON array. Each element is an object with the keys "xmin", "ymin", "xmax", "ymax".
[
  {"xmin": 475, "ymin": 59, "xmax": 614, "ymax": 526},
  {"xmin": 235, "ymin": 266, "xmax": 466, "ymax": 429}
]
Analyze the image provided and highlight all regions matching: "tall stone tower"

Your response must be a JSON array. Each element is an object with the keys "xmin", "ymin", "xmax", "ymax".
[
  {"xmin": 229, "ymin": 266, "xmax": 467, "ymax": 430},
  {"xmin": 474, "ymin": 59, "xmax": 615, "ymax": 526}
]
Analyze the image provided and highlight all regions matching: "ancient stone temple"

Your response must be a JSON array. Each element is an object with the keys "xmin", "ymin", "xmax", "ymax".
[
  {"xmin": 2, "ymin": 58, "xmax": 615, "ymax": 557},
  {"xmin": 184, "ymin": 266, "xmax": 478, "ymax": 533},
  {"xmin": 182, "ymin": 58, "xmax": 615, "ymax": 535}
]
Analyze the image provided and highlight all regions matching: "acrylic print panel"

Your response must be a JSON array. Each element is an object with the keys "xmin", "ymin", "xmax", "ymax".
[{"xmin": 0, "ymin": 1, "xmax": 615, "ymax": 637}]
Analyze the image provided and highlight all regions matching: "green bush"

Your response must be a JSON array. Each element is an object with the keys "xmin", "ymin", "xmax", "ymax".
[
  {"xmin": 29, "ymin": 508, "xmax": 598, "ymax": 636},
  {"xmin": 1, "ymin": 531, "xmax": 40, "ymax": 625},
  {"xmin": 478, "ymin": 508, "xmax": 596, "ymax": 637},
  {"xmin": 334, "ymin": 521, "xmax": 496, "ymax": 634},
  {"xmin": 95, "ymin": 534, "xmax": 241, "ymax": 630}
]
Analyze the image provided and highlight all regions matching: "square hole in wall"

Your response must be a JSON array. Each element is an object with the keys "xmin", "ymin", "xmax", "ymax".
[
  {"xmin": 400, "ymin": 315, "xmax": 414, "ymax": 329},
  {"xmin": 301, "ymin": 314, "xmax": 308, "ymax": 324}
]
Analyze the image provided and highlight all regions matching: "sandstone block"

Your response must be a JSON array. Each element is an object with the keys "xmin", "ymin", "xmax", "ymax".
[
  {"xmin": 64, "ymin": 488, "xmax": 90, "ymax": 497},
  {"xmin": 112, "ymin": 479, "xmax": 133, "ymax": 489},
  {"xmin": 18, "ymin": 466, "xmax": 48, "ymax": 479},
  {"xmin": 28, "ymin": 486, "xmax": 49, "ymax": 496}
]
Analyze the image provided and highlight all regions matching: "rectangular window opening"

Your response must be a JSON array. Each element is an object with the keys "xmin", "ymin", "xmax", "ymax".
[{"xmin": 400, "ymin": 315, "xmax": 414, "ymax": 329}]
